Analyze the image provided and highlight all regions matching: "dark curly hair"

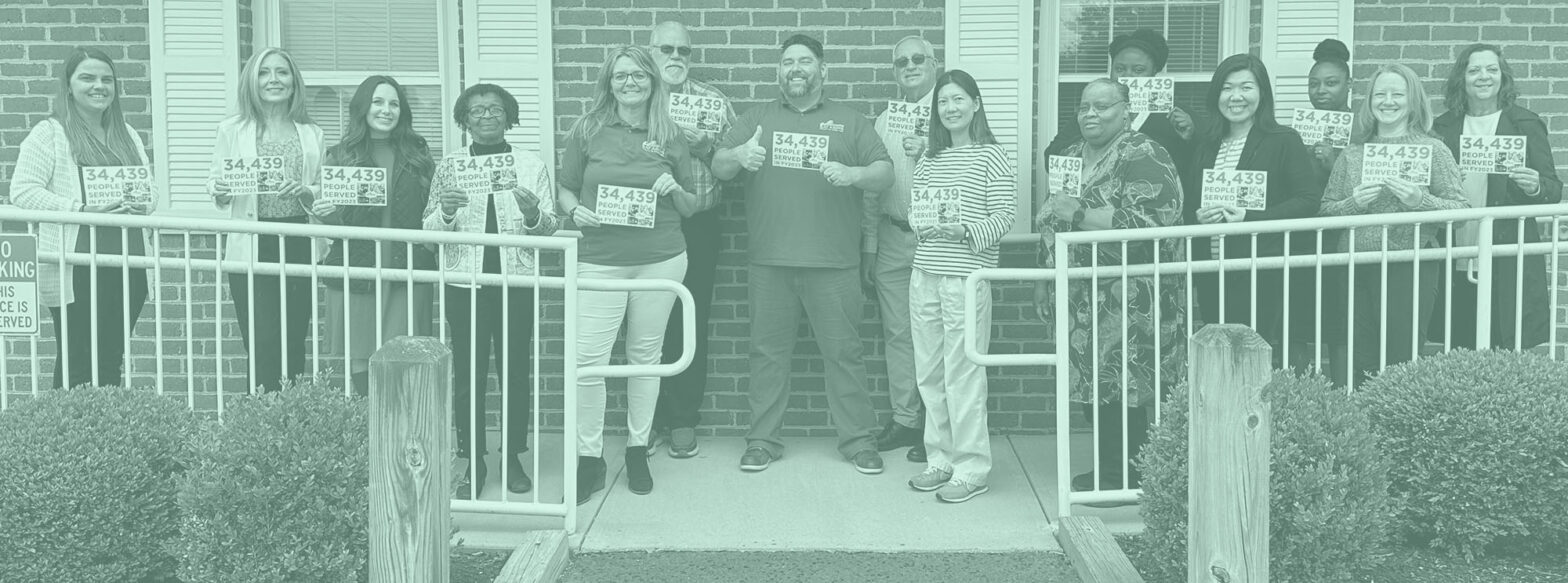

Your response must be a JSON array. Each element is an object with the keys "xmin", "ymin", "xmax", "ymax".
[
  {"xmin": 452, "ymin": 83, "xmax": 519, "ymax": 131},
  {"xmin": 1444, "ymin": 43, "xmax": 1519, "ymax": 115}
]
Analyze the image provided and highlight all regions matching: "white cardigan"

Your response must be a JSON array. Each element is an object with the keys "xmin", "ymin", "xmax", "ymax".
[
  {"xmin": 204, "ymin": 116, "xmax": 327, "ymax": 263},
  {"xmin": 421, "ymin": 148, "xmax": 560, "ymax": 283},
  {"xmin": 9, "ymin": 119, "xmax": 159, "ymax": 307}
]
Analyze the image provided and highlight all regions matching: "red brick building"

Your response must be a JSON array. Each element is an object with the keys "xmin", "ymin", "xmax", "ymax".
[{"xmin": 2, "ymin": 0, "xmax": 1565, "ymax": 434}]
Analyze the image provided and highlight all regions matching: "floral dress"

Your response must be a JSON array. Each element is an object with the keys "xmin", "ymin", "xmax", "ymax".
[{"xmin": 1037, "ymin": 131, "xmax": 1187, "ymax": 406}]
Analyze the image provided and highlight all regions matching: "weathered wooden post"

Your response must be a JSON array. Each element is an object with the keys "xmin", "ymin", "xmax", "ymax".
[
  {"xmin": 369, "ymin": 336, "xmax": 452, "ymax": 583},
  {"xmin": 1188, "ymin": 324, "xmax": 1271, "ymax": 583}
]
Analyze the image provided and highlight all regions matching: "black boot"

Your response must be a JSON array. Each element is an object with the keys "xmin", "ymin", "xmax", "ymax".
[
  {"xmin": 350, "ymin": 372, "xmax": 369, "ymax": 397},
  {"xmin": 576, "ymin": 456, "xmax": 605, "ymax": 505},
  {"xmin": 625, "ymin": 446, "xmax": 653, "ymax": 494},
  {"xmin": 505, "ymin": 452, "xmax": 533, "ymax": 494}
]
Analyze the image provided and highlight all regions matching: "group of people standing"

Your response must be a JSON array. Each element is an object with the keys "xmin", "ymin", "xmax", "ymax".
[
  {"xmin": 1037, "ymin": 32, "xmax": 1561, "ymax": 497},
  {"xmin": 11, "ymin": 22, "xmax": 1559, "ymax": 508}
]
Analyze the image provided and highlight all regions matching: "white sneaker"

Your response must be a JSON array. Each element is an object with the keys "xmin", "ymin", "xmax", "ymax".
[{"xmin": 908, "ymin": 468, "xmax": 953, "ymax": 492}]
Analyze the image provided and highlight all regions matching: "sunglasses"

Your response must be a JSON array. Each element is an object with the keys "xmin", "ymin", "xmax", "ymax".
[
  {"xmin": 658, "ymin": 45, "xmax": 693, "ymax": 57},
  {"xmin": 894, "ymin": 54, "xmax": 929, "ymax": 69}
]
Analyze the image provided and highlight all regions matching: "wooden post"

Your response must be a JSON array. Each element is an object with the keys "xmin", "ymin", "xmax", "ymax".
[
  {"xmin": 369, "ymin": 336, "xmax": 452, "ymax": 583},
  {"xmin": 1188, "ymin": 324, "xmax": 1271, "ymax": 583}
]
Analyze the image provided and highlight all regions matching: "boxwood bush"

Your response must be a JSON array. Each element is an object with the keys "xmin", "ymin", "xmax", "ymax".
[
  {"xmin": 0, "ymin": 386, "xmax": 197, "ymax": 583},
  {"xmin": 171, "ymin": 378, "xmax": 370, "ymax": 583},
  {"xmin": 1136, "ymin": 372, "xmax": 1399, "ymax": 582},
  {"xmin": 1357, "ymin": 349, "xmax": 1568, "ymax": 559}
]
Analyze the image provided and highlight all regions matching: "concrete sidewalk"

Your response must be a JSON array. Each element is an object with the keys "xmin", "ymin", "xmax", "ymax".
[{"xmin": 452, "ymin": 433, "xmax": 1146, "ymax": 553}]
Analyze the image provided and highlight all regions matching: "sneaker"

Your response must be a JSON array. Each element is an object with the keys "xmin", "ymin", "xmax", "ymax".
[
  {"xmin": 646, "ymin": 432, "xmax": 664, "ymax": 457},
  {"xmin": 851, "ymin": 449, "xmax": 884, "ymax": 475},
  {"xmin": 908, "ymin": 467, "xmax": 952, "ymax": 492},
  {"xmin": 935, "ymin": 480, "xmax": 989, "ymax": 503},
  {"xmin": 668, "ymin": 427, "xmax": 699, "ymax": 459},
  {"xmin": 739, "ymin": 446, "xmax": 775, "ymax": 472}
]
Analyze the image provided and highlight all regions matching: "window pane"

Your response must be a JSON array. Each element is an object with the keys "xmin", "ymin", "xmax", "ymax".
[
  {"xmin": 1059, "ymin": 0, "xmax": 1224, "ymax": 76},
  {"xmin": 280, "ymin": 0, "xmax": 439, "ymax": 72},
  {"xmin": 305, "ymin": 83, "xmax": 448, "ymax": 160}
]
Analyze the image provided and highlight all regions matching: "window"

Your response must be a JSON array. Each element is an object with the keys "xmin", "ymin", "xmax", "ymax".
[
  {"xmin": 1050, "ymin": 0, "xmax": 1242, "ymax": 141},
  {"xmin": 260, "ymin": 0, "xmax": 458, "ymax": 158}
]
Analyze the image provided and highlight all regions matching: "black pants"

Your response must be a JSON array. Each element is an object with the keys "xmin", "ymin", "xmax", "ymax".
[
  {"xmin": 48, "ymin": 266, "xmax": 149, "ymax": 389},
  {"xmin": 228, "ymin": 228, "xmax": 314, "ymax": 393},
  {"xmin": 1350, "ymin": 261, "xmax": 1437, "ymax": 388},
  {"xmin": 445, "ymin": 284, "xmax": 536, "ymax": 459},
  {"xmin": 1429, "ymin": 258, "xmax": 1551, "ymax": 351},
  {"xmin": 1080, "ymin": 401, "xmax": 1150, "ymax": 488},
  {"xmin": 653, "ymin": 209, "xmax": 721, "ymax": 431}
]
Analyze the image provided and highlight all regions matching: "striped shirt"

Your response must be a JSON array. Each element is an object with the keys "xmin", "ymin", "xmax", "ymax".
[{"xmin": 910, "ymin": 144, "xmax": 1017, "ymax": 277}]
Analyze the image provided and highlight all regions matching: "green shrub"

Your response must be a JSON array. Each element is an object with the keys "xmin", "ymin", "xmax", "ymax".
[
  {"xmin": 0, "ymin": 386, "xmax": 197, "ymax": 583},
  {"xmin": 1136, "ymin": 372, "xmax": 1399, "ymax": 582},
  {"xmin": 1358, "ymin": 349, "xmax": 1568, "ymax": 559},
  {"xmin": 171, "ymin": 378, "xmax": 370, "ymax": 583}
]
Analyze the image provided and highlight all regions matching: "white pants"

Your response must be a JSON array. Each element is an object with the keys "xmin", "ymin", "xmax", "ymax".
[
  {"xmin": 576, "ymin": 253, "xmax": 688, "ymax": 457},
  {"xmin": 909, "ymin": 268, "xmax": 993, "ymax": 485}
]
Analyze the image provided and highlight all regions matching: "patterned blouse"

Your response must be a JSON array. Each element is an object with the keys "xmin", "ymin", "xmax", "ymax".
[{"xmin": 256, "ymin": 135, "xmax": 306, "ymax": 219}]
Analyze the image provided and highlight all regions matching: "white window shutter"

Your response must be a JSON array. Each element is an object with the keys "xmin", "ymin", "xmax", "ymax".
[
  {"xmin": 946, "ymin": 0, "xmax": 1035, "ymax": 234},
  {"xmin": 150, "ymin": 0, "xmax": 237, "ymax": 218},
  {"xmin": 1262, "ymin": 0, "xmax": 1354, "ymax": 124},
  {"xmin": 462, "ymin": 0, "xmax": 554, "ymax": 159}
]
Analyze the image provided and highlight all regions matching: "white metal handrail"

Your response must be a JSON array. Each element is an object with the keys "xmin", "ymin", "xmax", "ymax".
[{"xmin": 964, "ymin": 203, "xmax": 1568, "ymax": 519}]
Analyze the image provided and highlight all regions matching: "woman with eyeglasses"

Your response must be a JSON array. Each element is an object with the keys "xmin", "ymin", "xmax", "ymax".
[
  {"xmin": 1035, "ymin": 79, "xmax": 1185, "ymax": 498},
  {"xmin": 558, "ymin": 46, "xmax": 707, "ymax": 505},
  {"xmin": 315, "ymin": 75, "xmax": 437, "ymax": 397},
  {"xmin": 206, "ymin": 47, "xmax": 325, "ymax": 393},
  {"xmin": 1320, "ymin": 64, "xmax": 1468, "ymax": 387},
  {"xmin": 1429, "ymin": 44, "xmax": 1562, "ymax": 352},
  {"xmin": 424, "ymin": 83, "xmax": 560, "ymax": 498},
  {"xmin": 12, "ymin": 47, "xmax": 158, "ymax": 389},
  {"xmin": 1182, "ymin": 54, "xmax": 1320, "ymax": 368},
  {"xmin": 1044, "ymin": 29, "xmax": 1193, "ymax": 178}
]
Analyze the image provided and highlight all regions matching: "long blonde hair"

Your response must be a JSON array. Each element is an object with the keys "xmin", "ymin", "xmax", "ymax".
[
  {"xmin": 236, "ymin": 47, "xmax": 314, "ymax": 129},
  {"xmin": 566, "ymin": 46, "xmax": 680, "ymax": 148},
  {"xmin": 1353, "ymin": 64, "xmax": 1433, "ymax": 142}
]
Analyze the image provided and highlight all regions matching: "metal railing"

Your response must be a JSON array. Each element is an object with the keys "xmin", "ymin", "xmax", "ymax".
[
  {"xmin": 969, "ymin": 204, "xmax": 1568, "ymax": 517},
  {"xmin": 0, "ymin": 208, "xmax": 695, "ymax": 533}
]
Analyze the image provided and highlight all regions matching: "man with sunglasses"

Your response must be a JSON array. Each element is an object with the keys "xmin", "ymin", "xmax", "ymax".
[
  {"xmin": 648, "ymin": 20, "xmax": 738, "ymax": 460},
  {"xmin": 864, "ymin": 35, "xmax": 942, "ymax": 464},
  {"xmin": 713, "ymin": 34, "xmax": 894, "ymax": 476}
]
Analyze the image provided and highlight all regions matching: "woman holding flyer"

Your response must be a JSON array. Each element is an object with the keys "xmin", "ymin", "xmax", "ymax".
[
  {"xmin": 12, "ymin": 47, "xmax": 157, "ymax": 389},
  {"xmin": 1034, "ymin": 79, "xmax": 1185, "ymax": 498},
  {"xmin": 557, "ymin": 46, "xmax": 705, "ymax": 505},
  {"xmin": 315, "ymin": 75, "xmax": 436, "ymax": 396},
  {"xmin": 206, "ymin": 47, "xmax": 324, "ymax": 393},
  {"xmin": 1182, "ymin": 54, "xmax": 1319, "ymax": 368},
  {"xmin": 1320, "ymin": 64, "xmax": 1468, "ymax": 387},
  {"xmin": 423, "ymin": 83, "xmax": 559, "ymax": 498},
  {"xmin": 1043, "ymin": 29, "xmax": 1192, "ymax": 178},
  {"xmin": 1294, "ymin": 38, "xmax": 1356, "ymax": 380},
  {"xmin": 903, "ymin": 70, "xmax": 1015, "ymax": 503},
  {"xmin": 1430, "ymin": 44, "xmax": 1562, "ymax": 351}
]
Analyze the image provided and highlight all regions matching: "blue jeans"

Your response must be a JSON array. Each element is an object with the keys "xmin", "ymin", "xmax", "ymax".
[{"xmin": 745, "ymin": 264, "xmax": 878, "ymax": 458}]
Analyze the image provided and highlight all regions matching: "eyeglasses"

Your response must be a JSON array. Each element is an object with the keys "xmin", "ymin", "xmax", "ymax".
[
  {"xmin": 657, "ymin": 44, "xmax": 693, "ymax": 57},
  {"xmin": 1076, "ymin": 100, "xmax": 1125, "ymax": 115},
  {"xmin": 893, "ymin": 54, "xmax": 929, "ymax": 69},
  {"xmin": 612, "ymin": 71, "xmax": 651, "ymax": 85},
  {"xmin": 467, "ymin": 105, "xmax": 505, "ymax": 119}
]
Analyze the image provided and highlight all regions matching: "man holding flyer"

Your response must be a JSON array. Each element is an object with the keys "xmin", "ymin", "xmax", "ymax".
[
  {"xmin": 863, "ymin": 35, "xmax": 941, "ymax": 463},
  {"xmin": 648, "ymin": 20, "xmax": 738, "ymax": 461},
  {"xmin": 713, "ymin": 34, "xmax": 894, "ymax": 476}
]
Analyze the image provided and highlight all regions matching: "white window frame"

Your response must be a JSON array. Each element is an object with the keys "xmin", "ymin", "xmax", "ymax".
[
  {"xmin": 251, "ymin": 0, "xmax": 463, "ymax": 156},
  {"xmin": 1038, "ymin": 0, "xmax": 1251, "ymax": 159}
]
